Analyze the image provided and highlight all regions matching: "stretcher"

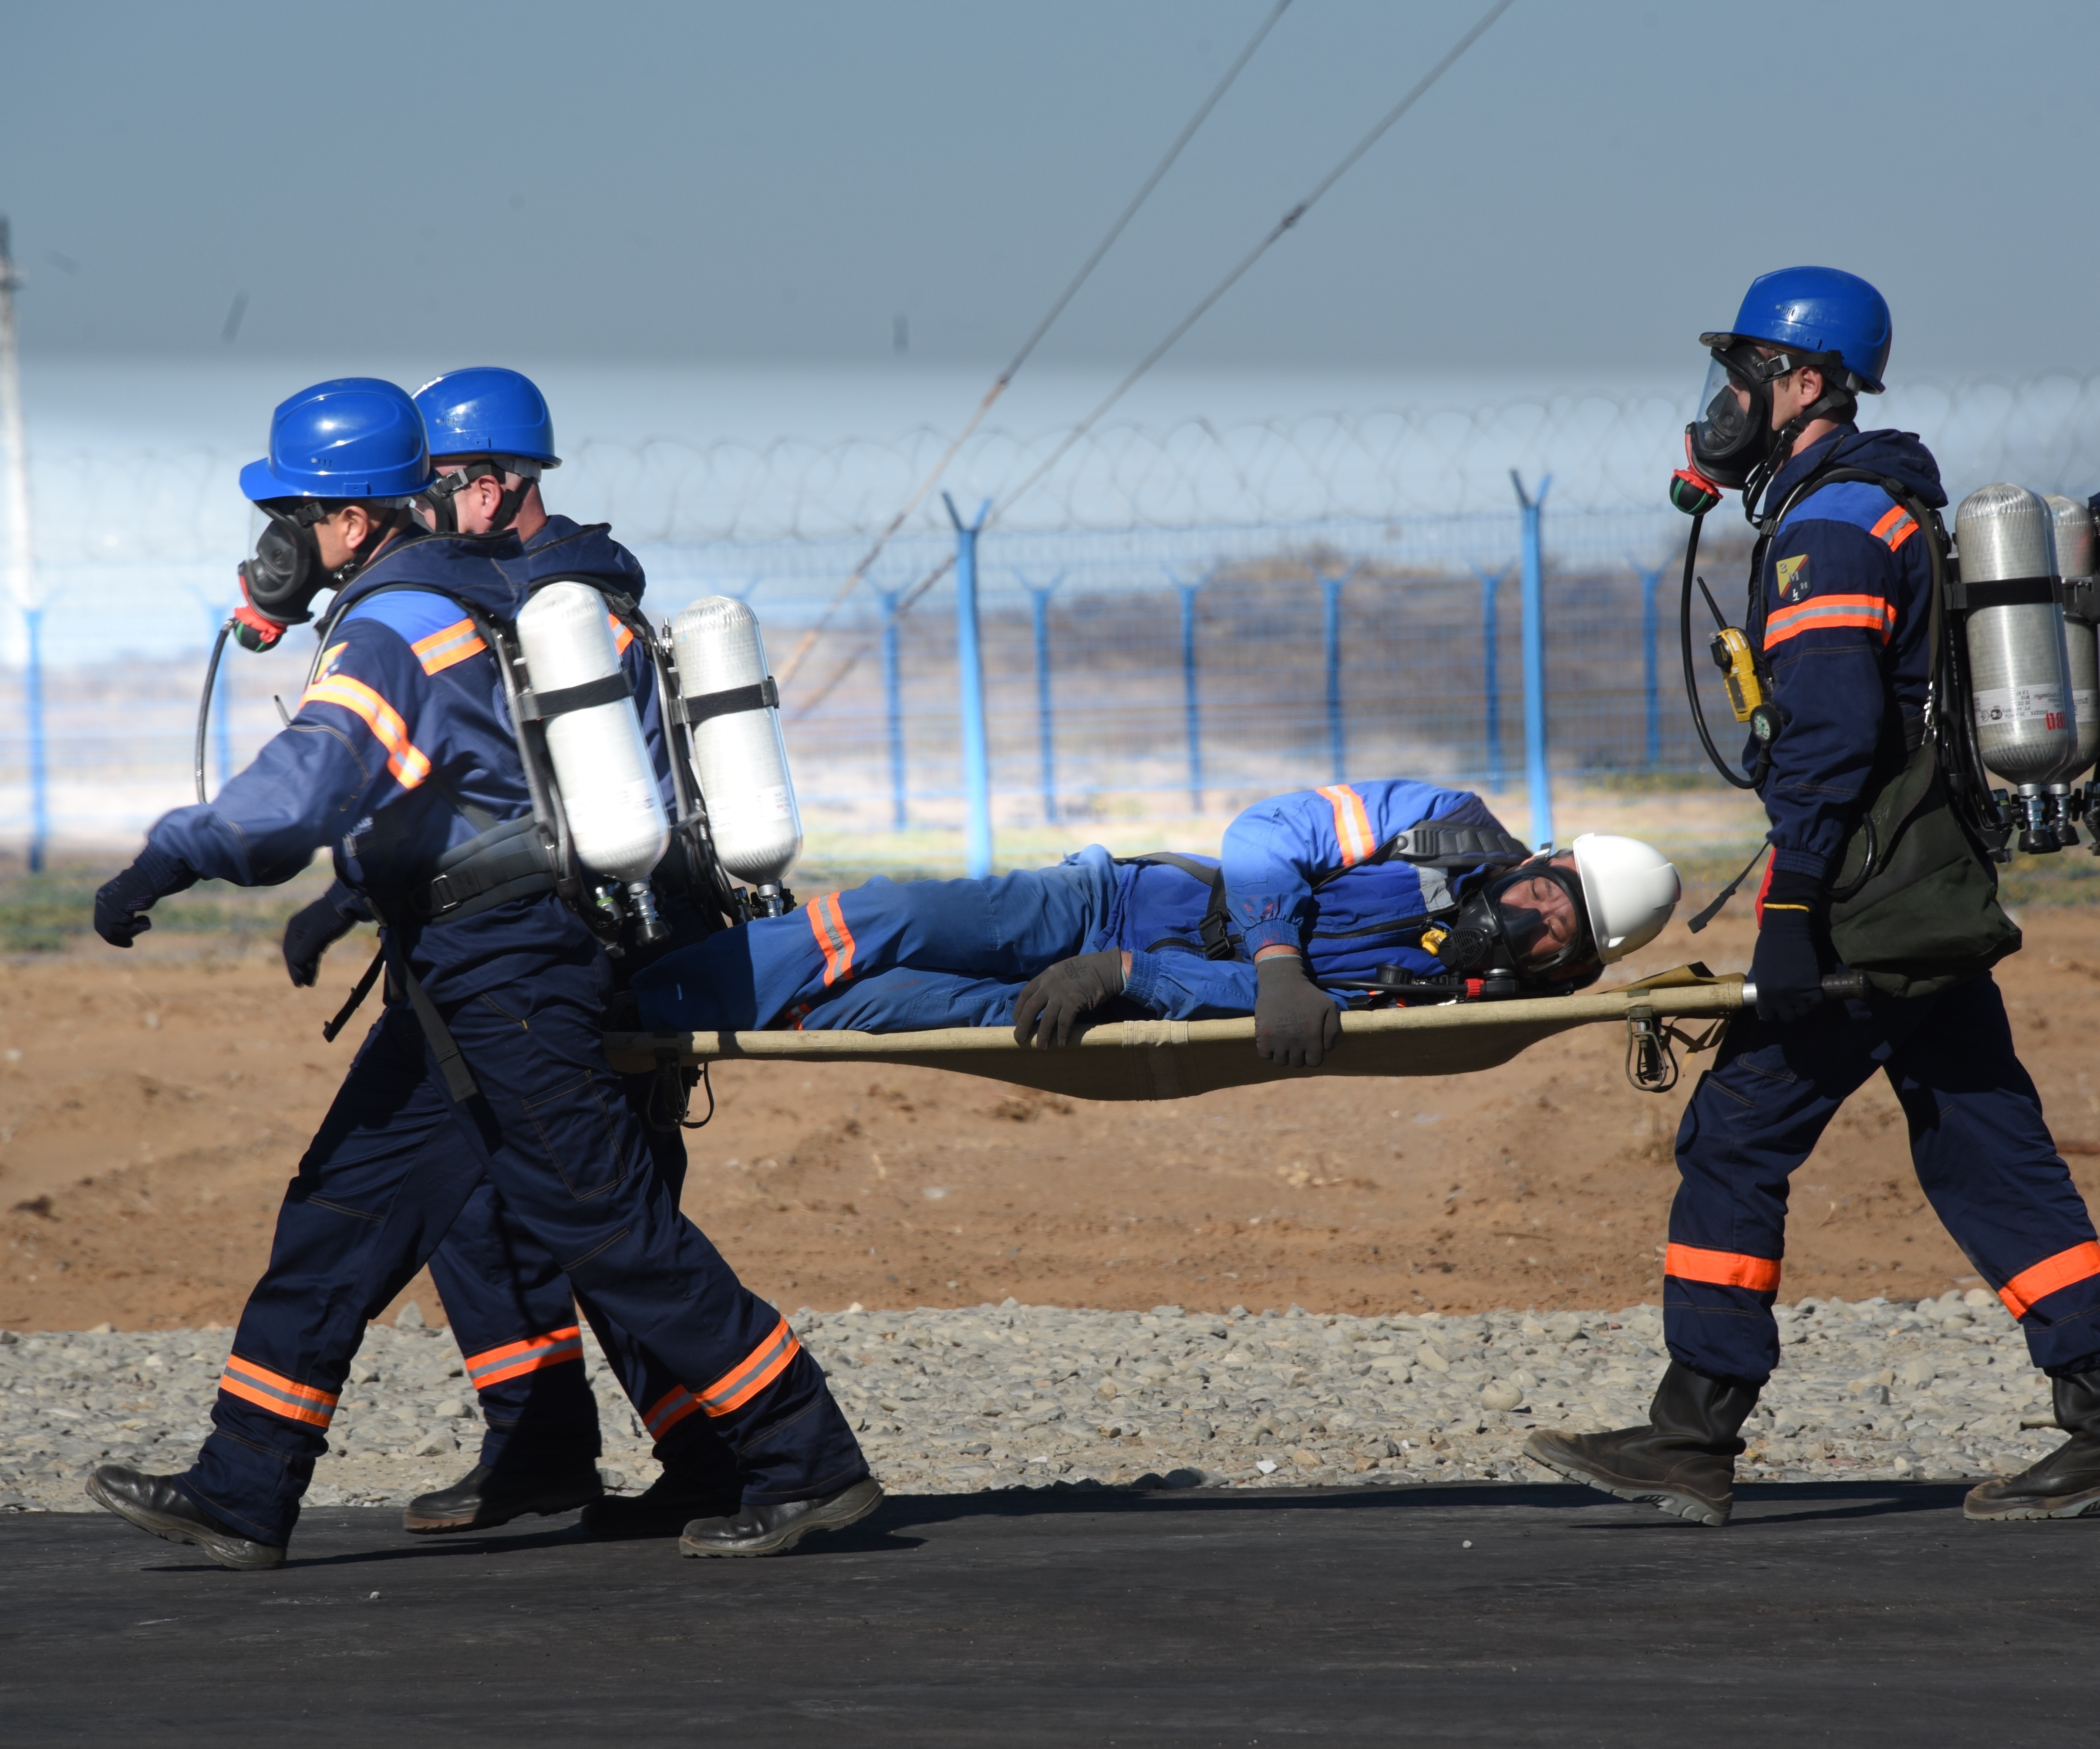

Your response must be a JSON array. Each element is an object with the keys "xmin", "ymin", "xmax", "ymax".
[{"xmin": 603, "ymin": 964, "xmax": 1742, "ymax": 1102}]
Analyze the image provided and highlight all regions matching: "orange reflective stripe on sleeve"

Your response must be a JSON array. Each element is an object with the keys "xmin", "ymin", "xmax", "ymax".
[
  {"xmin": 1998, "ymin": 1241, "xmax": 2100, "ymax": 1317},
  {"xmin": 462, "ymin": 1325, "xmax": 583, "ymax": 1390},
  {"xmin": 608, "ymin": 614, "xmax": 635, "ymax": 656},
  {"xmin": 219, "ymin": 1355, "xmax": 340, "ymax": 1428},
  {"xmin": 698, "ymin": 1317, "xmax": 801, "ymax": 1418},
  {"xmin": 644, "ymin": 1384, "xmax": 703, "ymax": 1441},
  {"xmin": 410, "ymin": 616, "xmax": 488, "ymax": 676},
  {"xmin": 298, "ymin": 673, "xmax": 433, "ymax": 789},
  {"xmin": 1871, "ymin": 503, "xmax": 1921, "ymax": 551},
  {"xmin": 1762, "ymin": 594, "xmax": 1897, "ymax": 650},
  {"xmin": 807, "ymin": 893, "xmax": 856, "ymax": 987},
  {"xmin": 1316, "ymin": 784, "xmax": 1377, "ymax": 866},
  {"xmin": 1663, "ymin": 1243, "xmax": 1782, "ymax": 1295}
]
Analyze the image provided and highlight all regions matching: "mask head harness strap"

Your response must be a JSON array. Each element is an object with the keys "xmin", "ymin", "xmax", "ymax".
[
  {"xmin": 422, "ymin": 455, "xmax": 542, "ymax": 534},
  {"xmin": 236, "ymin": 496, "xmax": 416, "ymax": 648}
]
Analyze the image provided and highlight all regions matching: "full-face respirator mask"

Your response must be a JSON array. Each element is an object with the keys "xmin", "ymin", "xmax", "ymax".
[{"xmin": 1424, "ymin": 856, "xmax": 1600, "ymax": 995}]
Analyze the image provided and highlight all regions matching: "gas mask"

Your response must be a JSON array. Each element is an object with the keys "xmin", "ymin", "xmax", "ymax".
[
  {"xmin": 1679, "ymin": 339, "xmax": 1855, "ymax": 511},
  {"xmin": 1426, "ymin": 858, "xmax": 1599, "ymax": 993},
  {"xmin": 234, "ymin": 503, "xmax": 328, "ymax": 648}
]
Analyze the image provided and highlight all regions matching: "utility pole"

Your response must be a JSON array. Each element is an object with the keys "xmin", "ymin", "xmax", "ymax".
[{"xmin": 0, "ymin": 217, "xmax": 47, "ymax": 872}]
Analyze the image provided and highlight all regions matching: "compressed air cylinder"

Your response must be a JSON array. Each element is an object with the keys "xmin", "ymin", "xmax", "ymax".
[
  {"xmin": 2046, "ymin": 493, "xmax": 2099, "ymax": 779},
  {"xmin": 1958, "ymin": 483, "xmax": 2076, "ymax": 785},
  {"xmin": 516, "ymin": 581, "xmax": 670, "ymax": 883},
  {"xmin": 670, "ymin": 596, "xmax": 802, "ymax": 889}
]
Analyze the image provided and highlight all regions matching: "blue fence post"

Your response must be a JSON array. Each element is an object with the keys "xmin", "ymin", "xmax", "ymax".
[
  {"xmin": 1512, "ymin": 471, "xmax": 1553, "ymax": 850},
  {"xmin": 874, "ymin": 585, "xmax": 907, "ymax": 831},
  {"xmin": 944, "ymin": 493, "xmax": 994, "ymax": 876},
  {"xmin": 1471, "ymin": 566, "xmax": 1510, "ymax": 793},
  {"xmin": 1165, "ymin": 568, "xmax": 1208, "ymax": 814},
  {"xmin": 1019, "ymin": 572, "xmax": 1063, "ymax": 825},
  {"xmin": 1633, "ymin": 560, "xmax": 1666, "ymax": 770},
  {"xmin": 23, "ymin": 604, "xmax": 45, "ymax": 873},
  {"xmin": 1319, "ymin": 562, "xmax": 1363, "ymax": 783}
]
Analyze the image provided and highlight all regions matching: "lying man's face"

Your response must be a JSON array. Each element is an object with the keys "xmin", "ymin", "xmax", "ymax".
[{"xmin": 1495, "ymin": 851, "xmax": 1584, "ymax": 969}]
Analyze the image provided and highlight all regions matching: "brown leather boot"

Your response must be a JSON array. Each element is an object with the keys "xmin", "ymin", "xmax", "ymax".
[
  {"xmin": 1524, "ymin": 1360, "xmax": 1760, "ymax": 1526},
  {"xmin": 1964, "ymin": 1369, "xmax": 2100, "ymax": 1521}
]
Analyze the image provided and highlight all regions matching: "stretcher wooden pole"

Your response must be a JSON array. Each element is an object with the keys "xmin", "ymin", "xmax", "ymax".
[{"xmin": 605, "ymin": 967, "xmax": 1745, "ymax": 1104}]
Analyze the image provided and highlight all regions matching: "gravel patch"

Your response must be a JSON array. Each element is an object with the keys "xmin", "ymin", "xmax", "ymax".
[{"xmin": 0, "ymin": 1289, "xmax": 2062, "ymax": 1513}]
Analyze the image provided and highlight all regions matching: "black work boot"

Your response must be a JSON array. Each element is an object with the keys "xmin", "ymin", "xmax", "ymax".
[
  {"xmin": 679, "ymin": 1476, "xmax": 885, "ymax": 1558},
  {"xmin": 1965, "ymin": 1370, "xmax": 2100, "ymax": 1521},
  {"xmin": 580, "ymin": 1464, "xmax": 744, "ymax": 1539},
  {"xmin": 402, "ymin": 1459, "xmax": 603, "ymax": 1534},
  {"xmin": 86, "ymin": 1466, "xmax": 285, "ymax": 1570},
  {"xmin": 1524, "ymin": 1360, "xmax": 1760, "ymax": 1527}
]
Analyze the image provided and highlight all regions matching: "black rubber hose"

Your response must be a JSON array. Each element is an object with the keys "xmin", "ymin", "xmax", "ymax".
[
  {"xmin": 194, "ymin": 616, "xmax": 235, "ymax": 804},
  {"xmin": 1679, "ymin": 513, "xmax": 1758, "ymax": 790}
]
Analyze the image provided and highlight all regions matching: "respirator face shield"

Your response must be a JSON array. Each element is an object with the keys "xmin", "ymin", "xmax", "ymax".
[
  {"xmin": 1686, "ymin": 347, "xmax": 1776, "ymax": 490},
  {"xmin": 239, "ymin": 500, "xmax": 329, "ymax": 626},
  {"xmin": 1432, "ymin": 857, "xmax": 1601, "ymax": 990}
]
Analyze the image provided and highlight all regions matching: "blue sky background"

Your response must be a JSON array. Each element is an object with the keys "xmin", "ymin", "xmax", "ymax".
[{"xmin": 6, "ymin": 0, "xmax": 2097, "ymax": 379}]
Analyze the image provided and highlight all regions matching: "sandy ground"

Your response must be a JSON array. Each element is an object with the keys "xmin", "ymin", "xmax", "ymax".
[{"xmin": 4, "ymin": 905, "xmax": 2100, "ymax": 1335}]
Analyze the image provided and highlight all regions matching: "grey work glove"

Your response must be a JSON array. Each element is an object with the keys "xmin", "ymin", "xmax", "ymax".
[
  {"xmin": 1254, "ymin": 952, "xmax": 1342, "ymax": 1068},
  {"xmin": 1012, "ymin": 950, "xmax": 1126, "ymax": 1048}
]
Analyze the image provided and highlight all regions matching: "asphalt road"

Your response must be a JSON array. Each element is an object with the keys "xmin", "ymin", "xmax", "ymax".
[{"xmin": 3, "ymin": 1481, "xmax": 2095, "ymax": 1746}]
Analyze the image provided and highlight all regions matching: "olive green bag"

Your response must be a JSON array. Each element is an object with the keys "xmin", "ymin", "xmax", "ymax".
[{"xmin": 1820, "ymin": 480, "xmax": 2022, "ymax": 999}]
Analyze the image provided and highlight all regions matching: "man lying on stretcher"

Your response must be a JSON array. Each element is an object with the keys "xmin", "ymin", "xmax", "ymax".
[{"xmin": 632, "ymin": 778, "xmax": 1681, "ymax": 1068}]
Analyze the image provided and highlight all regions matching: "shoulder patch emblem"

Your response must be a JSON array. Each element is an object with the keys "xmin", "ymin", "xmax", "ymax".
[
  {"xmin": 316, "ymin": 641, "xmax": 349, "ymax": 680},
  {"xmin": 1776, "ymin": 554, "xmax": 1810, "ymax": 601}
]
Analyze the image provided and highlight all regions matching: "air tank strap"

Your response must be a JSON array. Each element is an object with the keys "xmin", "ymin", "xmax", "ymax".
[
  {"xmin": 682, "ymin": 675, "xmax": 780, "ymax": 724},
  {"xmin": 1119, "ymin": 853, "xmax": 1240, "ymax": 960},
  {"xmin": 524, "ymin": 670, "xmax": 634, "ymax": 720}
]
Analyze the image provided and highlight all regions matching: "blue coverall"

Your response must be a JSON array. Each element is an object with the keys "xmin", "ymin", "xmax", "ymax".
[
  {"xmin": 1665, "ymin": 425, "xmax": 2100, "ymax": 1384},
  {"xmin": 399, "ymin": 516, "xmax": 740, "ymax": 1491},
  {"xmin": 148, "ymin": 527, "xmax": 865, "ymax": 1545},
  {"xmin": 631, "ymin": 778, "xmax": 1509, "ymax": 1031}
]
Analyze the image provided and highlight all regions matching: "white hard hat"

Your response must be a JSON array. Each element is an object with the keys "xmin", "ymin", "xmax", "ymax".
[{"xmin": 1569, "ymin": 834, "xmax": 1680, "ymax": 963}]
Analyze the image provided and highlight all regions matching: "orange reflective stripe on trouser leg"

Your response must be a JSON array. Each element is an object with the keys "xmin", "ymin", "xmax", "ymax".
[
  {"xmin": 698, "ymin": 1317, "xmax": 802, "ymax": 1418},
  {"xmin": 1998, "ymin": 1241, "xmax": 2100, "ymax": 1317},
  {"xmin": 644, "ymin": 1384, "xmax": 703, "ymax": 1441},
  {"xmin": 219, "ymin": 1355, "xmax": 340, "ymax": 1428},
  {"xmin": 462, "ymin": 1325, "xmax": 583, "ymax": 1390},
  {"xmin": 806, "ymin": 893, "xmax": 856, "ymax": 987},
  {"xmin": 1663, "ymin": 1243, "xmax": 1783, "ymax": 1295}
]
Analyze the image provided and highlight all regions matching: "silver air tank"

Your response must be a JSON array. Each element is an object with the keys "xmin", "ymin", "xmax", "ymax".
[
  {"xmin": 2046, "ymin": 493, "xmax": 2100, "ymax": 847},
  {"xmin": 670, "ymin": 596, "xmax": 803, "ymax": 916},
  {"xmin": 1958, "ymin": 482, "xmax": 2076, "ymax": 853}
]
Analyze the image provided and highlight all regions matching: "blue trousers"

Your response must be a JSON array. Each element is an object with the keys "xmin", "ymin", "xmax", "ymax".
[
  {"xmin": 1665, "ymin": 972, "xmax": 2100, "ymax": 1385},
  {"xmin": 423, "ymin": 1070, "xmax": 742, "ymax": 1491},
  {"xmin": 633, "ymin": 848, "xmax": 1120, "ymax": 1031},
  {"xmin": 182, "ymin": 961, "xmax": 865, "ymax": 1546}
]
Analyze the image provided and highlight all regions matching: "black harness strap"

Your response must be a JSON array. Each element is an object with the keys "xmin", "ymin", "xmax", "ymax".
[
  {"xmin": 1121, "ymin": 852, "xmax": 1239, "ymax": 960},
  {"xmin": 683, "ymin": 676, "xmax": 780, "ymax": 724},
  {"xmin": 528, "ymin": 670, "xmax": 634, "ymax": 719},
  {"xmin": 322, "ymin": 948, "xmax": 387, "ymax": 1044}
]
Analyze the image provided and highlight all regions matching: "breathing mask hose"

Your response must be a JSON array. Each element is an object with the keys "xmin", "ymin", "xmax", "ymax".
[
  {"xmin": 194, "ymin": 616, "xmax": 236, "ymax": 804},
  {"xmin": 1678, "ymin": 513, "xmax": 1758, "ymax": 790}
]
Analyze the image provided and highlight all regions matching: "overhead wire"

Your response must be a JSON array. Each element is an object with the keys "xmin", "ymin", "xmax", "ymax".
[
  {"xmin": 774, "ymin": 0, "xmax": 1295, "ymax": 687},
  {"xmin": 988, "ymin": 0, "xmax": 1519, "ymax": 528}
]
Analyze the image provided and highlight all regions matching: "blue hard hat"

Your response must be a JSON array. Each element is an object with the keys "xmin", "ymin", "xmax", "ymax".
[
  {"xmin": 239, "ymin": 377, "xmax": 433, "ymax": 502},
  {"xmin": 413, "ymin": 366, "xmax": 561, "ymax": 467},
  {"xmin": 1701, "ymin": 266, "xmax": 1893, "ymax": 395}
]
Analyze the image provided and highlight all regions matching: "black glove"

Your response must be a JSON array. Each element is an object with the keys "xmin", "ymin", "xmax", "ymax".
[
  {"xmin": 93, "ymin": 845, "xmax": 197, "ymax": 948},
  {"xmin": 1012, "ymin": 950, "xmax": 1126, "ymax": 1048},
  {"xmin": 1751, "ymin": 869, "xmax": 1827, "ymax": 1023},
  {"xmin": 1254, "ymin": 952, "xmax": 1343, "ymax": 1068},
  {"xmin": 283, "ymin": 888, "xmax": 363, "ymax": 987}
]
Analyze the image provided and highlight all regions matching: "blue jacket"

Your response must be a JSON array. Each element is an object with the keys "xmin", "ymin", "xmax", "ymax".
[
  {"xmin": 1117, "ymin": 778, "xmax": 1514, "ymax": 1016},
  {"xmin": 147, "ymin": 522, "xmax": 667, "ymax": 1000},
  {"xmin": 1747, "ymin": 425, "xmax": 1945, "ymax": 882}
]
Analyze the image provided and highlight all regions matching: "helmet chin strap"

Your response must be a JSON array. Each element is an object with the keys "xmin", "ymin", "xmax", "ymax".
[{"xmin": 1743, "ymin": 379, "xmax": 1854, "ymax": 523}]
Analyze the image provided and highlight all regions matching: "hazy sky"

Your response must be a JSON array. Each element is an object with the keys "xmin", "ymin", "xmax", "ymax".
[{"xmin": 6, "ymin": 0, "xmax": 2099, "ymax": 380}]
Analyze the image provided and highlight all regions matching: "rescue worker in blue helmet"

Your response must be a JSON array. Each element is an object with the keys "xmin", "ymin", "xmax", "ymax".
[
  {"xmin": 1526, "ymin": 268, "xmax": 2100, "ymax": 1526},
  {"xmin": 85, "ymin": 377, "xmax": 877, "ymax": 1569},
  {"xmin": 628, "ymin": 780, "xmax": 1682, "ymax": 1047},
  {"xmin": 277, "ymin": 366, "xmax": 753, "ymax": 1540}
]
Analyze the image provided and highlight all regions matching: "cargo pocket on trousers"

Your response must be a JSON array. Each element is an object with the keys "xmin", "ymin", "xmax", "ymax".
[{"xmin": 522, "ymin": 1070, "xmax": 629, "ymax": 1202}]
